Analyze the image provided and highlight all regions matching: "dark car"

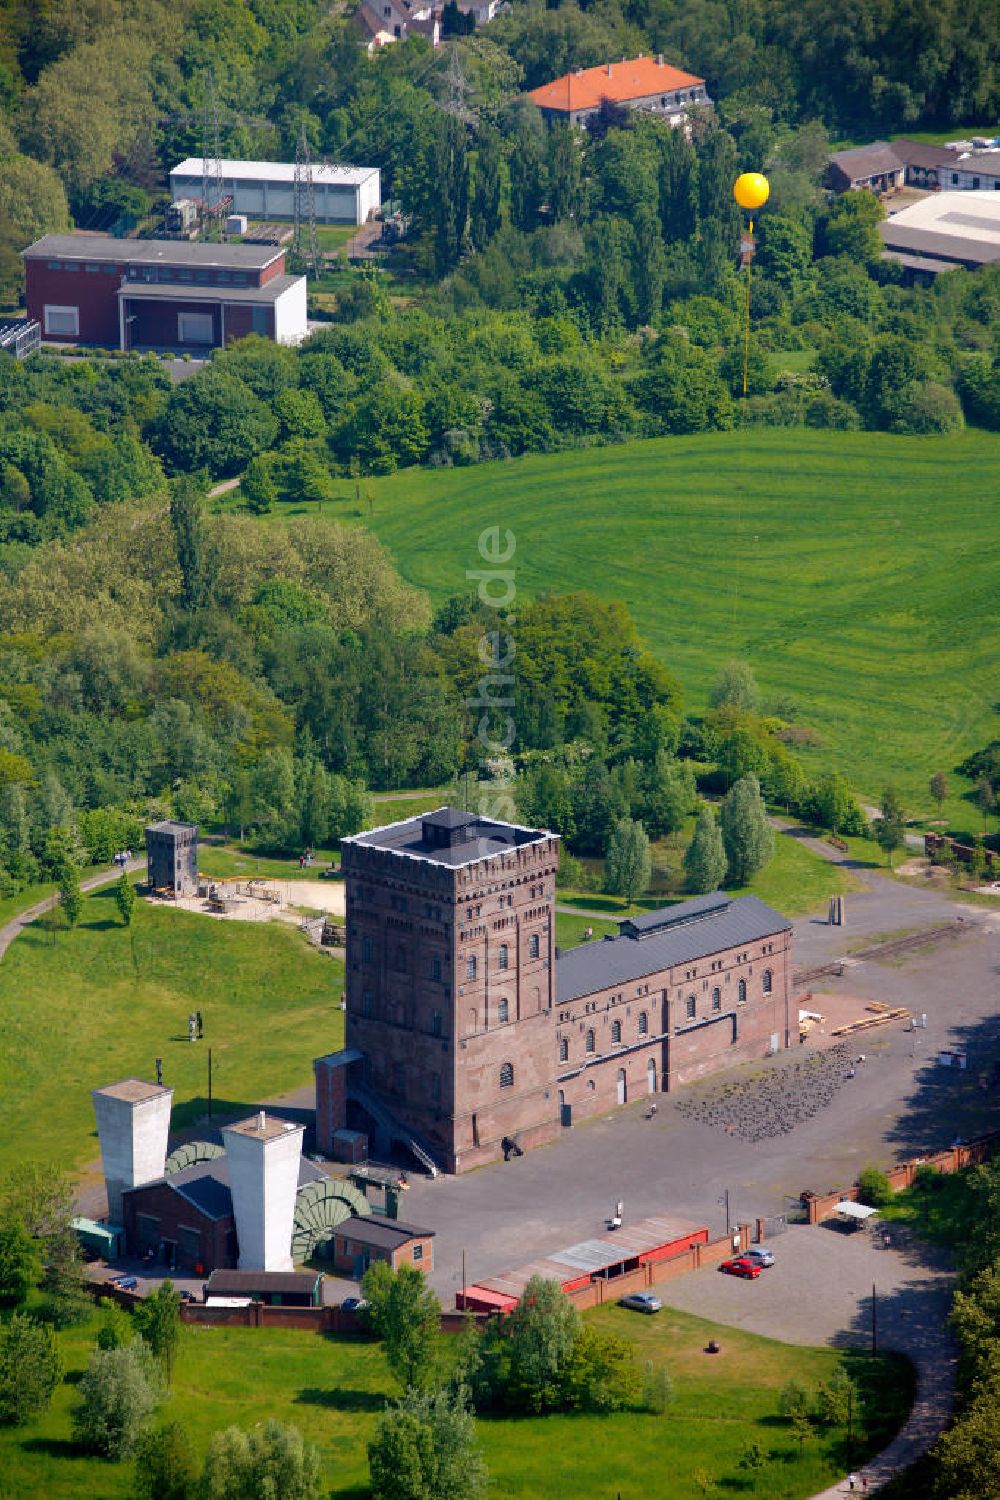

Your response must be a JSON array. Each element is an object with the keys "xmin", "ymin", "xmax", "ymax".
[
  {"xmin": 341, "ymin": 1297, "xmax": 368, "ymax": 1312},
  {"xmin": 619, "ymin": 1292, "xmax": 662, "ymax": 1314},
  {"xmin": 115, "ymin": 1275, "xmax": 139, "ymax": 1291},
  {"xmin": 719, "ymin": 1257, "xmax": 761, "ymax": 1280},
  {"xmin": 179, "ymin": 1290, "xmax": 199, "ymax": 1303}
]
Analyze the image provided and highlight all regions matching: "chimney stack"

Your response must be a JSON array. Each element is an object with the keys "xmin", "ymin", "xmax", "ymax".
[
  {"xmin": 223, "ymin": 1112, "xmax": 304, "ymax": 1272},
  {"xmin": 92, "ymin": 1080, "xmax": 173, "ymax": 1224}
]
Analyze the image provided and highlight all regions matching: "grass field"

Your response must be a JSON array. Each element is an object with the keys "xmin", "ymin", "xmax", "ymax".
[
  {"xmin": 0, "ymin": 886, "xmax": 343, "ymax": 1185},
  {"xmin": 0, "ymin": 1301, "xmax": 908, "ymax": 1500},
  {"xmin": 345, "ymin": 429, "xmax": 1000, "ymax": 824}
]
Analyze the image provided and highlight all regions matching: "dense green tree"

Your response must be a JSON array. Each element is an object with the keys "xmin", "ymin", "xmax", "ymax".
[
  {"xmin": 547, "ymin": 123, "xmax": 583, "ymax": 223},
  {"xmin": 96, "ymin": 1298, "xmax": 135, "ymax": 1352},
  {"xmin": 0, "ymin": 1313, "xmax": 60, "ymax": 1426},
  {"xmin": 563, "ymin": 1324, "xmax": 639, "ymax": 1412},
  {"xmin": 153, "ymin": 372, "xmax": 279, "ymax": 479},
  {"xmin": 501, "ymin": 1276, "xmax": 581, "ymax": 1415},
  {"xmin": 369, "ymin": 1387, "xmax": 486, "ymax": 1500},
  {"xmin": 470, "ymin": 126, "xmax": 502, "ymax": 252},
  {"xmin": 821, "ymin": 191, "xmax": 885, "ymax": 265},
  {"xmin": 434, "ymin": 115, "xmax": 470, "ymax": 277},
  {"xmin": 710, "ymin": 660, "xmax": 760, "ymax": 714},
  {"xmin": 169, "ymin": 474, "xmax": 212, "ymax": 613},
  {"xmin": 58, "ymin": 860, "xmax": 82, "ymax": 928},
  {"xmin": 201, "ymin": 1419, "xmax": 321, "ymax": 1500},
  {"xmin": 720, "ymin": 774, "xmax": 774, "ymax": 885},
  {"xmin": 810, "ymin": 770, "xmax": 866, "ymax": 835},
  {"xmin": 684, "ymin": 806, "xmax": 727, "ymax": 894},
  {"xmin": 131, "ymin": 1421, "xmax": 196, "ymax": 1500},
  {"xmin": 604, "ymin": 817, "xmax": 652, "ymax": 903},
  {"xmin": 361, "ymin": 1262, "xmax": 442, "ymax": 1391},
  {"xmin": 0, "ymin": 1218, "xmax": 39, "ymax": 1307},
  {"xmin": 72, "ymin": 1341, "xmax": 160, "ymax": 1459},
  {"xmin": 874, "ymin": 784, "xmax": 905, "ymax": 866},
  {"xmin": 134, "ymin": 1280, "xmax": 181, "ymax": 1383}
]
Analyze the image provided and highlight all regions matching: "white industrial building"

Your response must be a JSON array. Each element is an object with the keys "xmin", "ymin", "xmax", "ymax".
[
  {"xmin": 92, "ymin": 1079, "xmax": 173, "ymax": 1223},
  {"xmin": 880, "ymin": 191, "xmax": 1000, "ymax": 277},
  {"xmin": 222, "ymin": 1112, "xmax": 305, "ymax": 1273},
  {"xmin": 169, "ymin": 159, "xmax": 381, "ymax": 228}
]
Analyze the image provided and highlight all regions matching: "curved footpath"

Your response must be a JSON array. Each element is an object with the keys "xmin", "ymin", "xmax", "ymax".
[{"xmin": 0, "ymin": 857, "xmax": 145, "ymax": 963}]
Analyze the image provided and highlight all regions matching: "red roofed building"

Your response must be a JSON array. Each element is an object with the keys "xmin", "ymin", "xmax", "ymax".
[{"xmin": 528, "ymin": 54, "xmax": 710, "ymax": 128}]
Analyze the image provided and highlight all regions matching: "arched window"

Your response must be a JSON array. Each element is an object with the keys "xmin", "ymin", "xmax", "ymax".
[
  {"xmin": 638, "ymin": 1010, "xmax": 648, "ymax": 1036},
  {"xmin": 499, "ymin": 1061, "xmax": 514, "ymax": 1089},
  {"xmin": 712, "ymin": 987, "xmax": 721, "ymax": 1011},
  {"xmin": 559, "ymin": 1036, "xmax": 569, "ymax": 1062},
  {"xmin": 498, "ymin": 998, "xmax": 509, "ymax": 1024},
  {"xmin": 738, "ymin": 979, "xmax": 747, "ymax": 1003},
  {"xmin": 529, "ymin": 933, "xmax": 540, "ymax": 959},
  {"xmin": 498, "ymin": 943, "xmax": 509, "ymax": 971},
  {"xmin": 763, "ymin": 969, "xmax": 773, "ymax": 995},
  {"xmin": 611, "ymin": 1020, "xmax": 622, "ymax": 1044},
  {"xmin": 466, "ymin": 954, "xmax": 477, "ymax": 980},
  {"xmin": 686, "ymin": 994, "xmax": 696, "ymax": 1018},
  {"xmin": 585, "ymin": 1029, "xmax": 595, "ymax": 1054}
]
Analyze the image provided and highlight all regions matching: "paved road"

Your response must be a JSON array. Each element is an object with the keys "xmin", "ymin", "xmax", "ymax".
[{"xmin": 0, "ymin": 858, "xmax": 144, "ymax": 963}]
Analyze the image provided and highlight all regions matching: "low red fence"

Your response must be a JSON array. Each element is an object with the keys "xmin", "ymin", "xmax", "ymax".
[{"xmin": 801, "ymin": 1131, "xmax": 999, "ymax": 1224}]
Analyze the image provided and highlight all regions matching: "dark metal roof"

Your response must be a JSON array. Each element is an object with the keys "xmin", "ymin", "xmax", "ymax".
[
  {"xmin": 557, "ymin": 893, "xmax": 791, "ymax": 1003},
  {"xmin": 344, "ymin": 807, "xmax": 552, "ymax": 870},
  {"xmin": 829, "ymin": 142, "xmax": 903, "ymax": 180},
  {"xmin": 205, "ymin": 1270, "xmax": 322, "ymax": 1295},
  {"xmin": 619, "ymin": 891, "xmax": 730, "ymax": 937},
  {"xmin": 336, "ymin": 1213, "xmax": 434, "ymax": 1249},
  {"xmin": 120, "ymin": 275, "xmax": 302, "ymax": 305},
  {"xmin": 23, "ymin": 234, "xmax": 284, "ymax": 270},
  {"xmin": 151, "ymin": 1154, "xmax": 324, "ymax": 1222},
  {"xmin": 890, "ymin": 139, "xmax": 959, "ymax": 170}
]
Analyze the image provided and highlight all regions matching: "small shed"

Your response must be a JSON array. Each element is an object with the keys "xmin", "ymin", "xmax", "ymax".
[
  {"xmin": 146, "ymin": 820, "xmax": 199, "ymax": 896},
  {"xmin": 827, "ymin": 143, "xmax": 904, "ymax": 194},
  {"xmin": 332, "ymin": 1214, "xmax": 434, "ymax": 1277},
  {"xmin": 72, "ymin": 1216, "xmax": 124, "ymax": 1260},
  {"xmin": 204, "ymin": 1269, "xmax": 324, "ymax": 1307}
]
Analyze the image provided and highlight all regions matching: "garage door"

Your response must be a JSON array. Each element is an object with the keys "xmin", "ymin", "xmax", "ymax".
[{"xmin": 178, "ymin": 311, "xmax": 214, "ymax": 344}]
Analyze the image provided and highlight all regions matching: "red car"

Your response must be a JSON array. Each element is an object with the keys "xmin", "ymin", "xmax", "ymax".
[{"xmin": 719, "ymin": 1256, "xmax": 762, "ymax": 1280}]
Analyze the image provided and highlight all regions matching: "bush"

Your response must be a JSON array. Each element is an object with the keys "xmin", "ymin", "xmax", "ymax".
[
  {"xmin": 72, "ymin": 1341, "xmax": 160, "ymax": 1459},
  {"xmin": 0, "ymin": 1312, "xmax": 61, "ymax": 1426},
  {"xmin": 857, "ymin": 1167, "xmax": 894, "ymax": 1208},
  {"xmin": 641, "ymin": 1360, "xmax": 674, "ymax": 1414}
]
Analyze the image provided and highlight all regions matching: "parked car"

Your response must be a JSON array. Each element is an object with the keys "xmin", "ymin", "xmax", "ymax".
[
  {"xmin": 179, "ymin": 1290, "xmax": 199, "ymax": 1303},
  {"xmin": 116, "ymin": 1275, "xmax": 139, "ymax": 1291},
  {"xmin": 619, "ymin": 1292, "xmax": 662, "ymax": 1314},
  {"xmin": 743, "ymin": 1247, "xmax": 775, "ymax": 1268},
  {"xmin": 341, "ymin": 1297, "xmax": 368, "ymax": 1312},
  {"xmin": 719, "ymin": 1257, "xmax": 761, "ymax": 1280}
]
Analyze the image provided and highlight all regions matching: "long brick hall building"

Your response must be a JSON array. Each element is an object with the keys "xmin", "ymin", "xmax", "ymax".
[{"xmin": 315, "ymin": 809, "xmax": 793, "ymax": 1174}]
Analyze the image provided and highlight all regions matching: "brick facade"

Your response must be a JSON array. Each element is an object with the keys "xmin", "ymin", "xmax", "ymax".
[
  {"xmin": 326, "ymin": 810, "xmax": 794, "ymax": 1175},
  {"xmin": 121, "ymin": 1179, "xmax": 236, "ymax": 1274}
]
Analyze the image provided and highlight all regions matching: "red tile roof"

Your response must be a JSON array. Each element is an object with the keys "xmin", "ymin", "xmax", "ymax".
[{"xmin": 529, "ymin": 55, "xmax": 704, "ymax": 114}]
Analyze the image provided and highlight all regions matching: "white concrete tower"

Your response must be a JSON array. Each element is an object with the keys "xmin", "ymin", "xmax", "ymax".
[
  {"xmin": 91, "ymin": 1079, "xmax": 173, "ymax": 1224},
  {"xmin": 222, "ymin": 1112, "xmax": 304, "ymax": 1272}
]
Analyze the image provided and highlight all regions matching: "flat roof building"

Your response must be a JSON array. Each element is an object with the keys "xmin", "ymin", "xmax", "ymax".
[
  {"xmin": 879, "ymin": 191, "xmax": 1000, "ymax": 276},
  {"xmin": 169, "ymin": 159, "xmax": 381, "ymax": 228},
  {"xmin": 22, "ymin": 235, "xmax": 307, "ymax": 351}
]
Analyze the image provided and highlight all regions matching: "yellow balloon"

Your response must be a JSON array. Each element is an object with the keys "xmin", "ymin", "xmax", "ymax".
[{"xmin": 733, "ymin": 172, "xmax": 770, "ymax": 211}]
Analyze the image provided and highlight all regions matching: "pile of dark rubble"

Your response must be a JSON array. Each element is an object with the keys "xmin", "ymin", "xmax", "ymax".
[{"xmin": 676, "ymin": 1046, "xmax": 854, "ymax": 1142}]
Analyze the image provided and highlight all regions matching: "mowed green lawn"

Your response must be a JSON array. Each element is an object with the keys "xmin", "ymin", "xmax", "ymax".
[
  {"xmin": 0, "ymin": 886, "xmax": 343, "ymax": 1184},
  {"xmin": 0, "ymin": 1302, "xmax": 907, "ymax": 1500},
  {"xmin": 356, "ymin": 429, "xmax": 1000, "ymax": 820}
]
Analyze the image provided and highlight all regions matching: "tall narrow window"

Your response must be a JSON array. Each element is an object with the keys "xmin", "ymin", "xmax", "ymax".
[
  {"xmin": 638, "ymin": 1010, "xmax": 648, "ymax": 1036},
  {"xmin": 362, "ymin": 936, "xmax": 373, "ymax": 963},
  {"xmin": 499, "ymin": 1061, "xmax": 514, "ymax": 1089},
  {"xmin": 466, "ymin": 954, "xmax": 477, "ymax": 980},
  {"xmin": 362, "ymin": 990, "xmax": 373, "ymax": 1018},
  {"xmin": 686, "ymin": 995, "xmax": 696, "ymax": 1018},
  {"xmin": 498, "ymin": 998, "xmax": 509, "ymax": 1023},
  {"xmin": 559, "ymin": 1036, "xmax": 569, "ymax": 1062},
  {"xmin": 585, "ymin": 1029, "xmax": 595, "ymax": 1054},
  {"xmin": 762, "ymin": 969, "xmax": 773, "ymax": 995},
  {"xmin": 738, "ymin": 979, "xmax": 747, "ymax": 1003},
  {"xmin": 529, "ymin": 933, "xmax": 540, "ymax": 958},
  {"xmin": 431, "ymin": 1011, "xmax": 442, "ymax": 1037},
  {"xmin": 611, "ymin": 1020, "xmax": 622, "ymax": 1044},
  {"xmin": 712, "ymin": 987, "xmax": 721, "ymax": 1011},
  {"xmin": 432, "ymin": 957, "xmax": 441, "ymax": 982},
  {"xmin": 498, "ymin": 943, "xmax": 509, "ymax": 971}
]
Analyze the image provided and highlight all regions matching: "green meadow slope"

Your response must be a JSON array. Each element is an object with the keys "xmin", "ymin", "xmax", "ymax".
[{"xmin": 359, "ymin": 429, "xmax": 1000, "ymax": 815}]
